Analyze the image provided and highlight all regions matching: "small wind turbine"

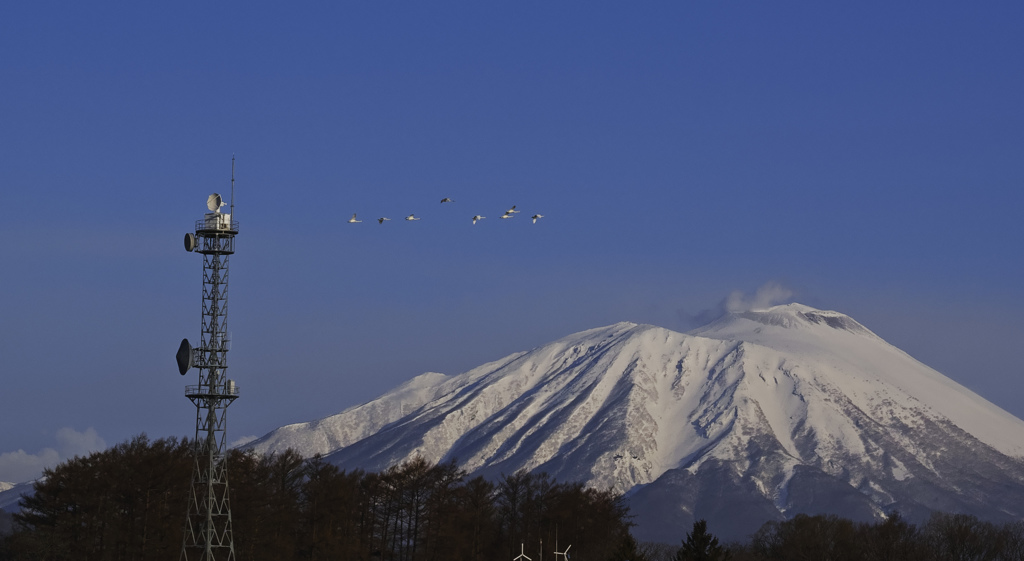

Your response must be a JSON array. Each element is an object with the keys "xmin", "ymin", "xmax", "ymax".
[
  {"xmin": 554, "ymin": 525, "xmax": 571, "ymax": 561},
  {"xmin": 514, "ymin": 543, "xmax": 532, "ymax": 561}
]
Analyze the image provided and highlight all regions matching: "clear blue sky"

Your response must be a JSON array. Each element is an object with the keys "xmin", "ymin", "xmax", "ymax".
[{"xmin": 2, "ymin": 2, "xmax": 1022, "ymax": 482}]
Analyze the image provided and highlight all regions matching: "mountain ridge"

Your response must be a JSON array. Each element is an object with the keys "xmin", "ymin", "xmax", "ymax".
[{"xmin": 248, "ymin": 304, "xmax": 1024, "ymax": 541}]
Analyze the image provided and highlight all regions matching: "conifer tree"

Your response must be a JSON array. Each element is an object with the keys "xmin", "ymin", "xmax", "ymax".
[
  {"xmin": 675, "ymin": 519, "xmax": 729, "ymax": 561},
  {"xmin": 608, "ymin": 531, "xmax": 648, "ymax": 561}
]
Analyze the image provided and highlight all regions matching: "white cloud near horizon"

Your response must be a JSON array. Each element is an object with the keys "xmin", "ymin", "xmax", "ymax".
[{"xmin": 0, "ymin": 427, "xmax": 106, "ymax": 484}]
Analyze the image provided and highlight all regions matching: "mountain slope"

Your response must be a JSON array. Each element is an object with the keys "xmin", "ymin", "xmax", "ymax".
[
  {"xmin": 0, "ymin": 481, "xmax": 32, "ymax": 514},
  {"xmin": 248, "ymin": 304, "xmax": 1024, "ymax": 541}
]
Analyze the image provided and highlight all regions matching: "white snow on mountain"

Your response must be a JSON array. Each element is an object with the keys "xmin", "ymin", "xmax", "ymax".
[
  {"xmin": 692, "ymin": 304, "xmax": 1024, "ymax": 458},
  {"xmin": 248, "ymin": 303, "xmax": 1024, "ymax": 541},
  {"xmin": 250, "ymin": 371, "xmax": 452, "ymax": 459},
  {"xmin": 0, "ymin": 481, "xmax": 33, "ymax": 513}
]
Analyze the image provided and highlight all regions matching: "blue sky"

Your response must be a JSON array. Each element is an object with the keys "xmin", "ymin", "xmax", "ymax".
[{"xmin": 1, "ymin": 2, "xmax": 1023, "ymax": 482}]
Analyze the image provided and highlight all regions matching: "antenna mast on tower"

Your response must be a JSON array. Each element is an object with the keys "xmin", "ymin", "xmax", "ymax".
[
  {"xmin": 229, "ymin": 155, "xmax": 235, "ymax": 220},
  {"xmin": 177, "ymin": 162, "xmax": 241, "ymax": 560}
]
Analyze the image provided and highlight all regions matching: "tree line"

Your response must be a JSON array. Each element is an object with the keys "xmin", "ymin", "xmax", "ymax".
[
  {"xmin": 3, "ymin": 434, "xmax": 1024, "ymax": 561},
  {"xmin": 0, "ymin": 435, "xmax": 630, "ymax": 561},
  {"xmin": 638, "ymin": 512, "xmax": 1024, "ymax": 561}
]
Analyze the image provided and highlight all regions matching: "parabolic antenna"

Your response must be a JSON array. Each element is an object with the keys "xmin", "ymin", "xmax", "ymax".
[
  {"xmin": 207, "ymin": 193, "xmax": 226, "ymax": 212},
  {"xmin": 184, "ymin": 233, "xmax": 197, "ymax": 252},
  {"xmin": 176, "ymin": 338, "xmax": 193, "ymax": 375}
]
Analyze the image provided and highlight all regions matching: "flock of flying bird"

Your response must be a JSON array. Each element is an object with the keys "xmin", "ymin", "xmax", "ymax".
[{"xmin": 347, "ymin": 198, "xmax": 544, "ymax": 226}]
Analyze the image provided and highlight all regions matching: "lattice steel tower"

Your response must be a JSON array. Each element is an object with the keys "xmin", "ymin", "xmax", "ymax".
[{"xmin": 176, "ymin": 164, "xmax": 240, "ymax": 561}]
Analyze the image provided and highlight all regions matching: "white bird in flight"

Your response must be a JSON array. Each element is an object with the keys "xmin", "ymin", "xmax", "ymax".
[
  {"xmin": 348, "ymin": 213, "xmax": 361, "ymax": 223},
  {"xmin": 472, "ymin": 215, "xmax": 485, "ymax": 224},
  {"xmin": 532, "ymin": 214, "xmax": 544, "ymax": 223},
  {"xmin": 377, "ymin": 217, "xmax": 391, "ymax": 224},
  {"xmin": 500, "ymin": 212, "xmax": 514, "ymax": 219},
  {"xmin": 405, "ymin": 214, "xmax": 420, "ymax": 221},
  {"xmin": 506, "ymin": 205, "xmax": 520, "ymax": 214}
]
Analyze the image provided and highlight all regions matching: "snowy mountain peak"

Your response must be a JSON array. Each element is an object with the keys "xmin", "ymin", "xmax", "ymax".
[
  {"xmin": 249, "ymin": 303, "xmax": 1024, "ymax": 541},
  {"xmin": 695, "ymin": 303, "xmax": 878, "ymax": 339}
]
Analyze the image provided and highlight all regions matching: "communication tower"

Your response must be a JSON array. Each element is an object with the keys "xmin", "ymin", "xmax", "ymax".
[{"xmin": 176, "ymin": 161, "xmax": 240, "ymax": 560}]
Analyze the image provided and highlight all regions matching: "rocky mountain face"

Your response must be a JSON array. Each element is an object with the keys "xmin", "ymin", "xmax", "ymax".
[{"xmin": 248, "ymin": 304, "xmax": 1024, "ymax": 542}]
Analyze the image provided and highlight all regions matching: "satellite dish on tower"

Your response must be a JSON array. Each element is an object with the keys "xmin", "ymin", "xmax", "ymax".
[
  {"xmin": 176, "ymin": 338, "xmax": 193, "ymax": 375},
  {"xmin": 207, "ymin": 193, "xmax": 226, "ymax": 213},
  {"xmin": 184, "ymin": 233, "xmax": 197, "ymax": 252}
]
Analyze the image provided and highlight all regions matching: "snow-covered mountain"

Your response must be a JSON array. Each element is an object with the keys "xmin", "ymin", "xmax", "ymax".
[
  {"xmin": 248, "ymin": 303, "xmax": 1024, "ymax": 541},
  {"xmin": 0, "ymin": 481, "xmax": 33, "ymax": 513}
]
